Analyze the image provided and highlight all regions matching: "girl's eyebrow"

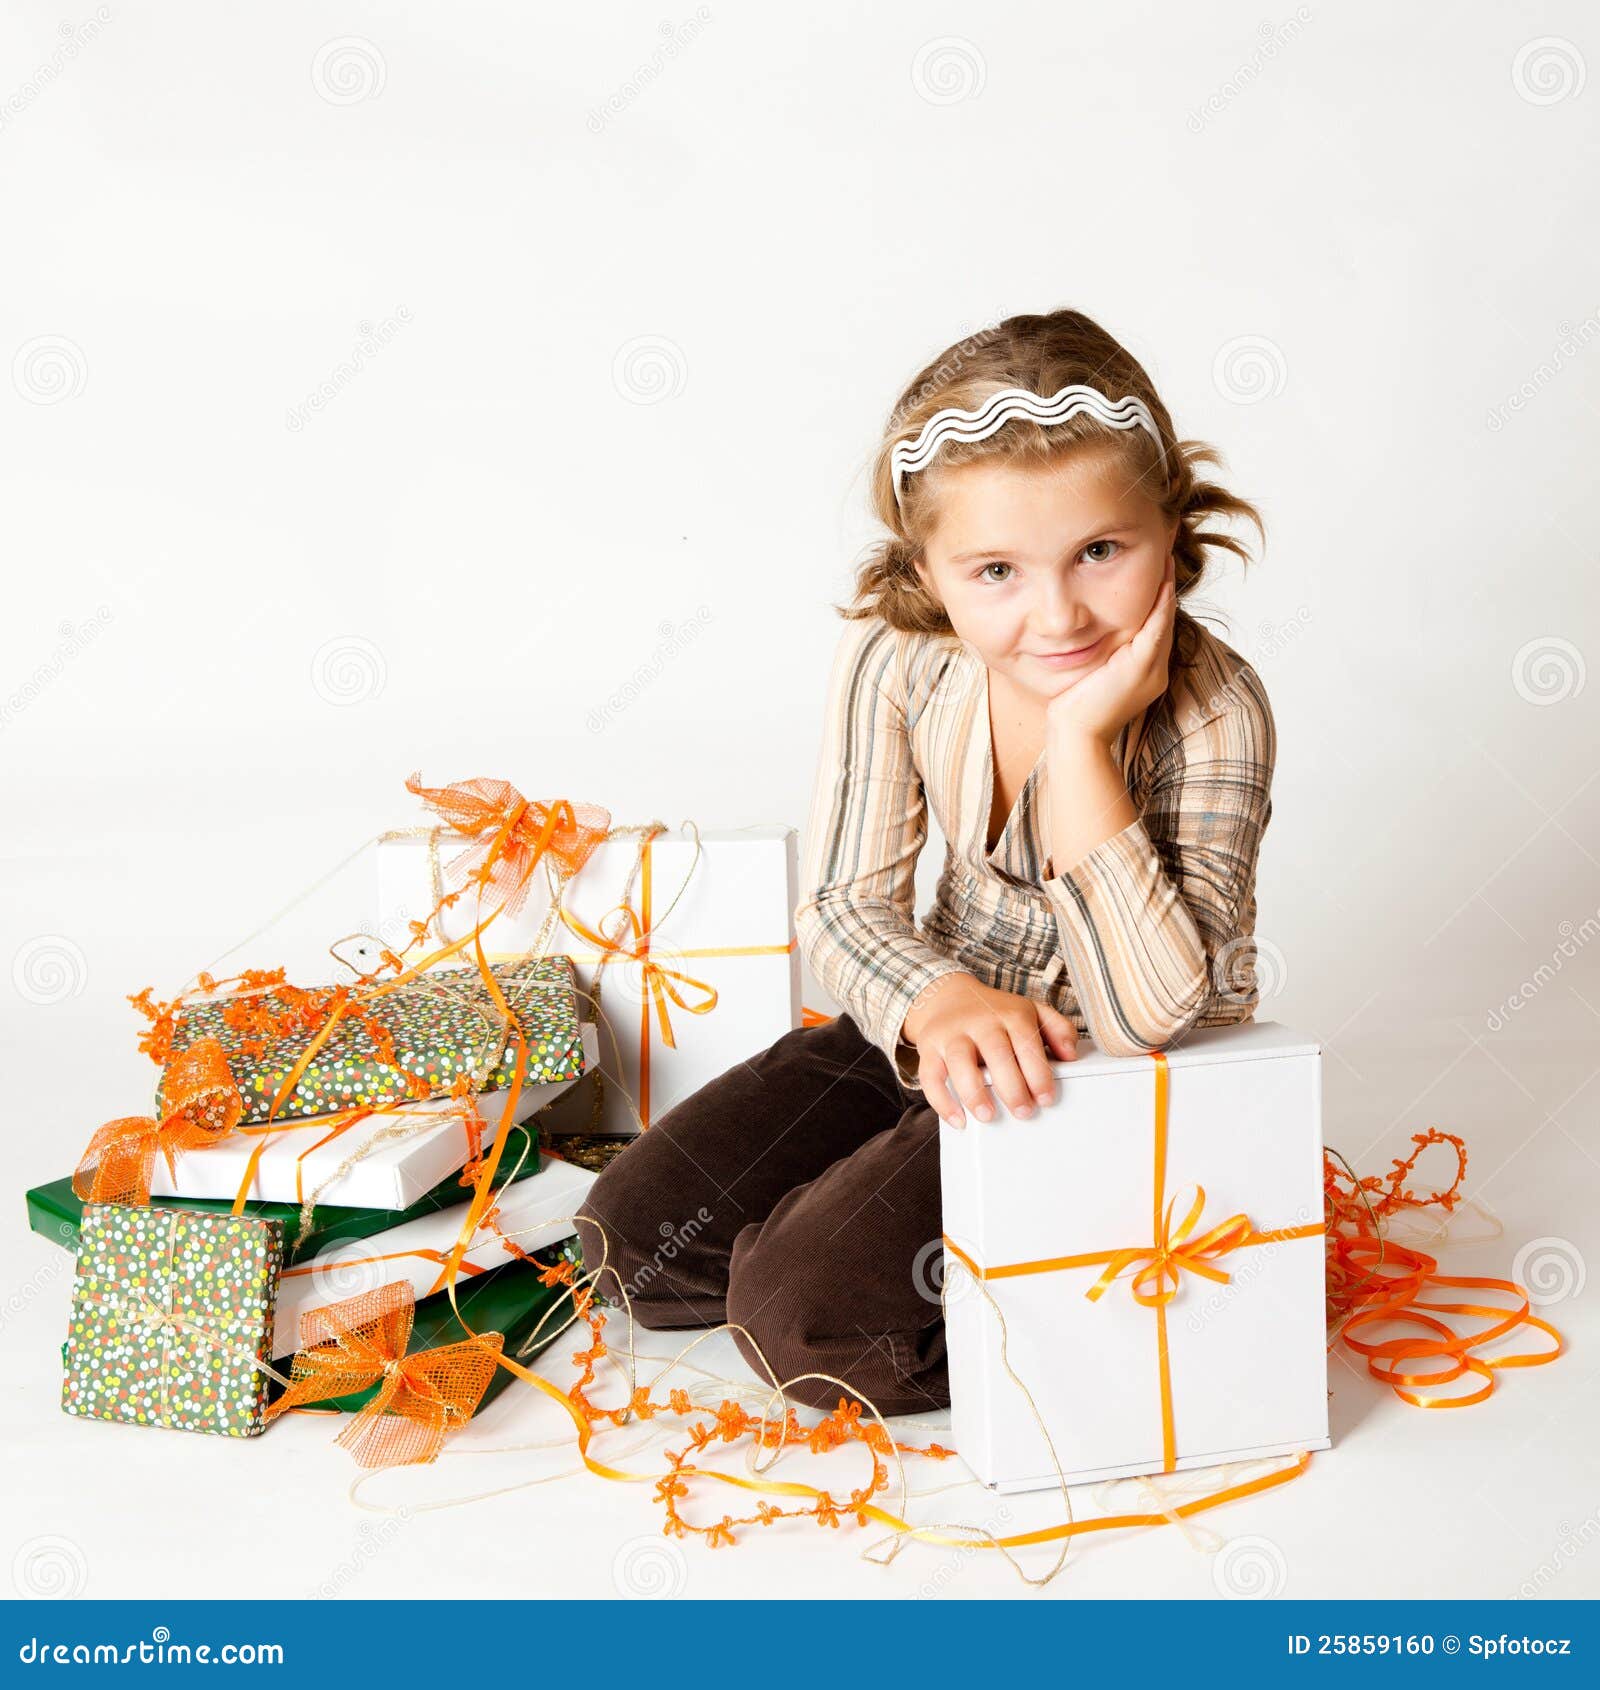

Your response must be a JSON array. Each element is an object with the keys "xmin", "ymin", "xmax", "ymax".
[{"xmin": 949, "ymin": 522, "xmax": 1137, "ymax": 567}]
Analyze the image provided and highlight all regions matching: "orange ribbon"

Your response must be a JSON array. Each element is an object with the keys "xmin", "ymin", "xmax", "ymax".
[
  {"xmin": 72, "ymin": 1038, "xmax": 244, "ymax": 1205},
  {"xmin": 1324, "ymin": 1130, "xmax": 1563, "ymax": 1406},
  {"xmin": 942, "ymin": 1051, "xmax": 1325, "ymax": 1475},
  {"xmin": 556, "ymin": 827, "xmax": 800, "ymax": 1128},
  {"xmin": 405, "ymin": 772, "xmax": 611, "ymax": 918},
  {"xmin": 264, "ymin": 1280, "xmax": 503, "ymax": 1468},
  {"xmin": 1084, "ymin": 1188, "xmax": 1255, "ymax": 1308}
]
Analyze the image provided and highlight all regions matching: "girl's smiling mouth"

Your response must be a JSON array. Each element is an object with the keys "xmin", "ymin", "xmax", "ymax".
[{"xmin": 1030, "ymin": 636, "xmax": 1106, "ymax": 667}]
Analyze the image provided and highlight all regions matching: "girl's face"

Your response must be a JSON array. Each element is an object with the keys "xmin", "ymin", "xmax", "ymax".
[{"xmin": 914, "ymin": 448, "xmax": 1178, "ymax": 707}]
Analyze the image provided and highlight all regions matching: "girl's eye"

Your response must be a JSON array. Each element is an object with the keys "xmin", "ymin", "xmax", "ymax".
[
  {"xmin": 978, "ymin": 561, "xmax": 1014, "ymax": 583},
  {"xmin": 1082, "ymin": 539, "xmax": 1121, "ymax": 565}
]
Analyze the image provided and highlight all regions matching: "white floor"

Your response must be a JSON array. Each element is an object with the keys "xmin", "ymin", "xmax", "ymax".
[{"xmin": 5, "ymin": 1013, "xmax": 1597, "ymax": 1601}]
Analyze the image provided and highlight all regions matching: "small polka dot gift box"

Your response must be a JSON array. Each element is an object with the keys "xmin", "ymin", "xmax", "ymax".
[
  {"xmin": 61, "ymin": 1204, "xmax": 285, "ymax": 1437},
  {"xmin": 156, "ymin": 955, "xmax": 587, "ymax": 1126}
]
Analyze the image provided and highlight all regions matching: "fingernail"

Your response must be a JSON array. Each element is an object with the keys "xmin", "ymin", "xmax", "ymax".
[
  {"xmin": 1015, "ymin": 1104, "xmax": 1033, "ymax": 1119},
  {"xmin": 976, "ymin": 1105, "xmax": 993, "ymax": 1122},
  {"xmin": 1035, "ymin": 1092, "xmax": 1052, "ymax": 1106}
]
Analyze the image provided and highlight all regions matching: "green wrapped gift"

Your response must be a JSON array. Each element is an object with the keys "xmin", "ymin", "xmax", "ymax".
[
  {"xmin": 159, "ymin": 956, "xmax": 586, "ymax": 1124},
  {"xmin": 28, "ymin": 1122, "xmax": 543, "ymax": 1265},
  {"xmin": 63, "ymin": 1204, "xmax": 285, "ymax": 1437},
  {"xmin": 291, "ymin": 1241, "xmax": 584, "ymax": 1418}
]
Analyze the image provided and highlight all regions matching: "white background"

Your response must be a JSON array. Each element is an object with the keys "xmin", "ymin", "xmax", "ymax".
[{"xmin": 2, "ymin": 0, "xmax": 1597, "ymax": 1601}]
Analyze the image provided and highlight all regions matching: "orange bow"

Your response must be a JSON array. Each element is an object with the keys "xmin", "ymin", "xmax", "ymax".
[
  {"xmin": 404, "ymin": 773, "xmax": 610, "ymax": 917},
  {"xmin": 72, "ymin": 1038, "xmax": 243, "ymax": 1205},
  {"xmin": 558, "ymin": 896, "xmax": 719, "ymax": 1054},
  {"xmin": 1084, "ymin": 1187, "xmax": 1254, "ymax": 1308},
  {"xmin": 264, "ymin": 1280, "xmax": 504, "ymax": 1468}
]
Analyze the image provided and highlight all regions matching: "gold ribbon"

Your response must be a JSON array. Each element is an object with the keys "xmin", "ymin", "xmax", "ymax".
[{"xmin": 941, "ymin": 1050, "xmax": 1326, "ymax": 1475}]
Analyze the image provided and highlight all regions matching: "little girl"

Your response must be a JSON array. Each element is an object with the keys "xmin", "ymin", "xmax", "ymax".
[{"xmin": 574, "ymin": 307, "xmax": 1275, "ymax": 1417}]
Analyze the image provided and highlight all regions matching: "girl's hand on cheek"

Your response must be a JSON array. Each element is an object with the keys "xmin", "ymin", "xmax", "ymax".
[{"xmin": 1045, "ymin": 554, "xmax": 1177, "ymax": 747}]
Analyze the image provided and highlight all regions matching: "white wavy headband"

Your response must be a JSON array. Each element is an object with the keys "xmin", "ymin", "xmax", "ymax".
[{"xmin": 889, "ymin": 383, "xmax": 1164, "ymax": 516}]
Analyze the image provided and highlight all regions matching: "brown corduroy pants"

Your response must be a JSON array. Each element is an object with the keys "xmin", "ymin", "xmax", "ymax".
[{"xmin": 572, "ymin": 1012, "xmax": 950, "ymax": 1416}]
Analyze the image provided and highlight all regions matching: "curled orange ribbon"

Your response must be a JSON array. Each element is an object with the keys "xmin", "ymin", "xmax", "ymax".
[
  {"xmin": 72, "ymin": 1038, "xmax": 243, "ymax": 1205},
  {"xmin": 405, "ymin": 772, "xmax": 611, "ymax": 918},
  {"xmin": 264, "ymin": 1279, "xmax": 503, "ymax": 1468}
]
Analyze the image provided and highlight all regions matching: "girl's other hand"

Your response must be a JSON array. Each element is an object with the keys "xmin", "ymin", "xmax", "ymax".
[{"xmin": 900, "ymin": 973, "xmax": 1080, "ymax": 1128}]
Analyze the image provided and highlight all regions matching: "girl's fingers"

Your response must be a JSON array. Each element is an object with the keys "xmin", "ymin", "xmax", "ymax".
[
  {"xmin": 919, "ymin": 1057, "xmax": 965, "ymax": 1128},
  {"xmin": 944, "ymin": 1046, "xmax": 993, "ymax": 1124},
  {"xmin": 977, "ymin": 1029, "xmax": 1035, "ymax": 1119},
  {"xmin": 1036, "ymin": 1004, "xmax": 1080, "ymax": 1065}
]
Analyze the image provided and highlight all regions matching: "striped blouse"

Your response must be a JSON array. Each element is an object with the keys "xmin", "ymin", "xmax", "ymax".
[{"xmin": 793, "ymin": 613, "xmax": 1277, "ymax": 1093}]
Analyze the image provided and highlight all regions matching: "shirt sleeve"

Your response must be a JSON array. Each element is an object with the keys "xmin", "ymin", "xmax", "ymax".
[
  {"xmin": 1040, "ymin": 665, "xmax": 1277, "ymax": 1058},
  {"xmin": 793, "ymin": 617, "xmax": 971, "ymax": 1094}
]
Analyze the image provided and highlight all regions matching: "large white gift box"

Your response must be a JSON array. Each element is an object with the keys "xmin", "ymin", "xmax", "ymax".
[
  {"xmin": 273, "ymin": 1150, "xmax": 599, "ymax": 1350},
  {"xmin": 378, "ymin": 823, "xmax": 801, "ymax": 1134},
  {"xmin": 149, "ymin": 1022, "xmax": 598, "ymax": 1209},
  {"xmin": 939, "ymin": 1020, "xmax": 1330, "ymax": 1492}
]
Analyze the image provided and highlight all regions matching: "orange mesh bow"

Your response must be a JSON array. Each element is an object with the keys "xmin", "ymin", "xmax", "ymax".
[
  {"xmin": 1084, "ymin": 1187, "xmax": 1254, "ymax": 1307},
  {"xmin": 404, "ymin": 773, "xmax": 610, "ymax": 917},
  {"xmin": 72, "ymin": 1038, "xmax": 243, "ymax": 1205},
  {"xmin": 264, "ymin": 1280, "xmax": 504, "ymax": 1468}
]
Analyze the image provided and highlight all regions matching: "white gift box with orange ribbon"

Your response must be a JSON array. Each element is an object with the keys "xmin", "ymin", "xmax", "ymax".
[
  {"xmin": 147, "ymin": 1023, "xmax": 599, "ymax": 1210},
  {"xmin": 939, "ymin": 1020, "xmax": 1330, "ymax": 1492},
  {"xmin": 272, "ymin": 1149, "xmax": 599, "ymax": 1350},
  {"xmin": 377, "ymin": 824, "xmax": 801, "ymax": 1134}
]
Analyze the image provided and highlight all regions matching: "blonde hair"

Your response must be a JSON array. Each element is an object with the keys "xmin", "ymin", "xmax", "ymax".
[{"xmin": 837, "ymin": 308, "xmax": 1265, "ymax": 688}]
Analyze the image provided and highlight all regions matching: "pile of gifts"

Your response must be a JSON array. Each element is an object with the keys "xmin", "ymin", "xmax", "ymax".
[
  {"xmin": 22, "ymin": 765, "xmax": 1561, "ymax": 1561},
  {"xmin": 24, "ymin": 774, "xmax": 805, "ymax": 1467}
]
